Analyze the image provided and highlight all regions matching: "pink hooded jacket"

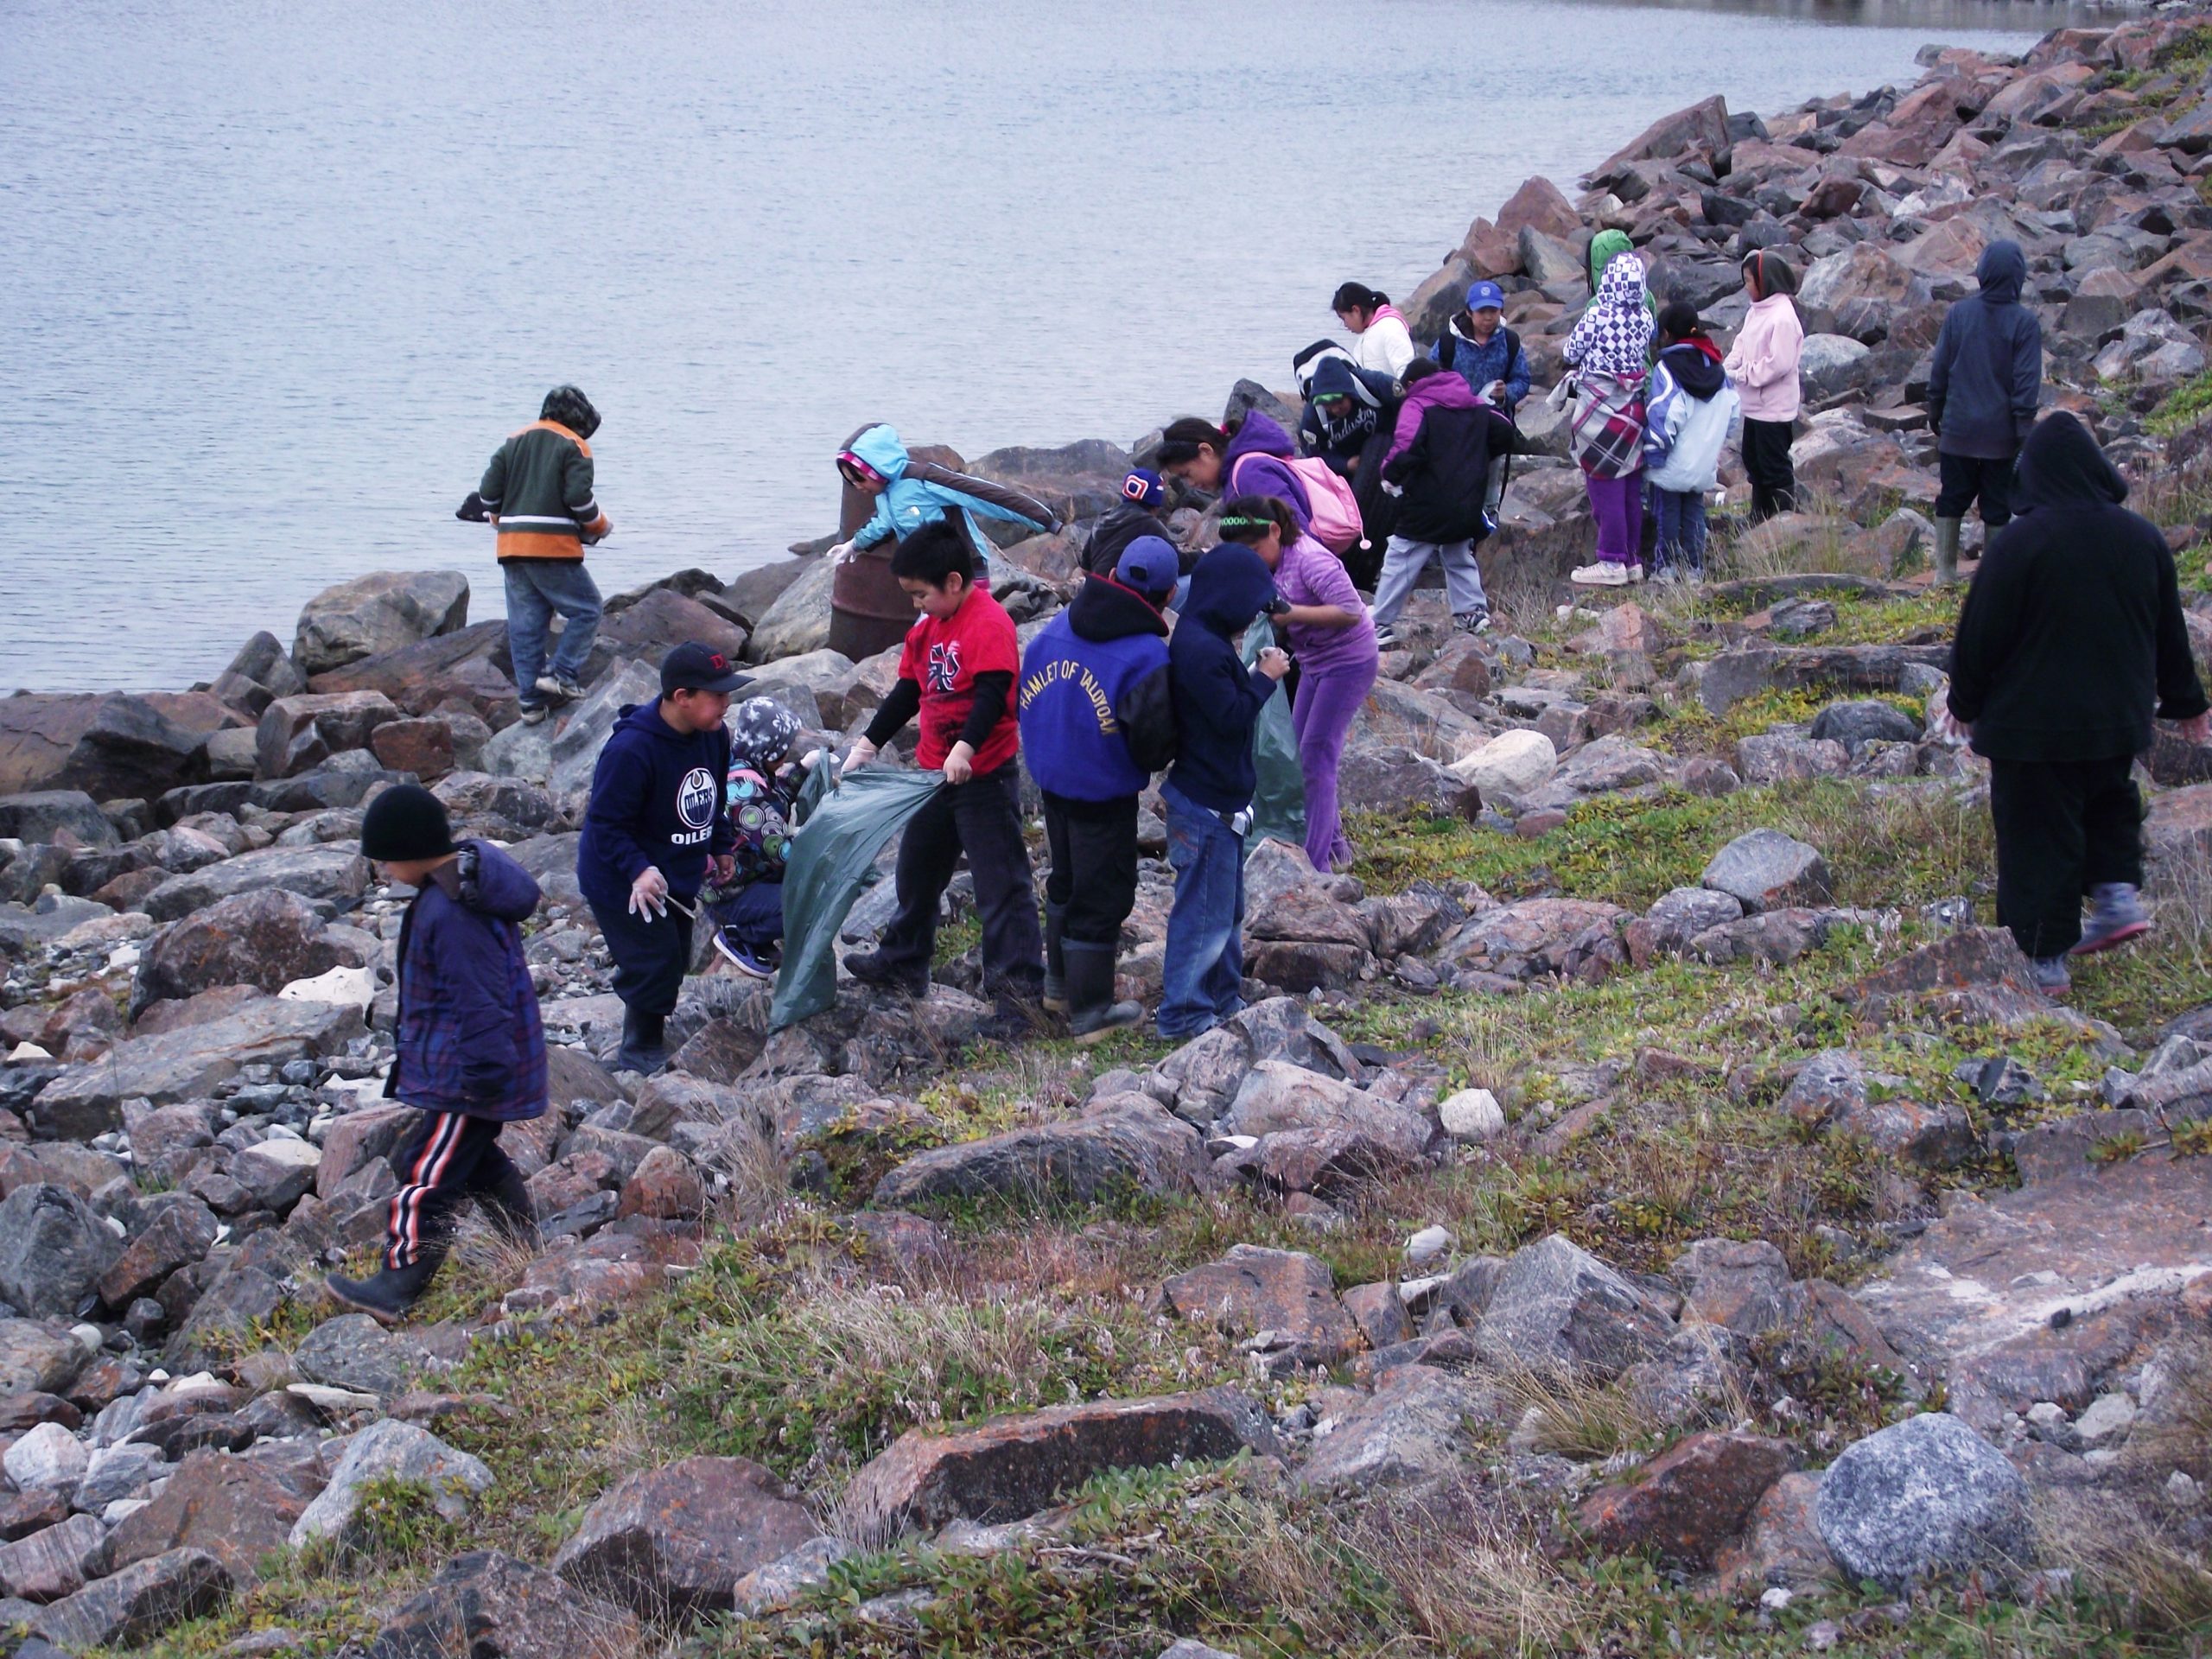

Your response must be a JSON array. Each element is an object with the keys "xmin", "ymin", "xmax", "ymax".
[
  {"xmin": 1726, "ymin": 292, "xmax": 1805, "ymax": 423},
  {"xmin": 1382, "ymin": 372, "xmax": 1480, "ymax": 469}
]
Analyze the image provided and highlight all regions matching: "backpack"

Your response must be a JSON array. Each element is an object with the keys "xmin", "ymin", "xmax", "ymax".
[{"xmin": 1231, "ymin": 451, "xmax": 1363, "ymax": 556}]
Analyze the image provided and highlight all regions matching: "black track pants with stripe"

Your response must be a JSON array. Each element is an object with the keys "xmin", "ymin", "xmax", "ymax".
[{"xmin": 385, "ymin": 1109, "xmax": 526, "ymax": 1273}]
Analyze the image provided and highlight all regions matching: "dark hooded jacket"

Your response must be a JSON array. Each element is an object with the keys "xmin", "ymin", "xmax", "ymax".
[
  {"xmin": 1949, "ymin": 413, "xmax": 2207, "ymax": 761},
  {"xmin": 1166, "ymin": 544, "xmax": 1281, "ymax": 814},
  {"xmin": 1082, "ymin": 500, "xmax": 1184, "ymax": 577},
  {"xmin": 1019, "ymin": 573, "xmax": 1175, "ymax": 801},
  {"xmin": 576, "ymin": 701, "xmax": 735, "ymax": 908},
  {"xmin": 1297, "ymin": 353, "xmax": 1401, "ymax": 476},
  {"xmin": 386, "ymin": 840, "xmax": 548, "ymax": 1122},
  {"xmin": 1928, "ymin": 241, "xmax": 2044, "ymax": 461},
  {"xmin": 1381, "ymin": 398, "xmax": 1516, "ymax": 545}
]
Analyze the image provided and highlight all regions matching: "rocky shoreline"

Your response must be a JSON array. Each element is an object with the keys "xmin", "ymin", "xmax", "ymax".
[{"xmin": 11, "ymin": 12, "xmax": 2212, "ymax": 1656}]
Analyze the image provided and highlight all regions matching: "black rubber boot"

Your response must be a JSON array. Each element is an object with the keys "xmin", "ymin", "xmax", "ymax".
[
  {"xmin": 483, "ymin": 1163, "xmax": 541, "ymax": 1249},
  {"xmin": 1064, "ymin": 940, "xmax": 1143, "ymax": 1045},
  {"xmin": 1042, "ymin": 903, "xmax": 1069, "ymax": 1014},
  {"xmin": 842, "ymin": 950, "xmax": 931, "ymax": 998},
  {"xmin": 613, "ymin": 1007, "xmax": 667, "ymax": 1076},
  {"xmin": 324, "ymin": 1259, "xmax": 435, "ymax": 1326}
]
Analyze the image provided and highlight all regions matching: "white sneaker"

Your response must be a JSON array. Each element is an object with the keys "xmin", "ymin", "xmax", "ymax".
[
  {"xmin": 1571, "ymin": 563, "xmax": 1631, "ymax": 588},
  {"xmin": 1628, "ymin": 563, "xmax": 1647, "ymax": 583}
]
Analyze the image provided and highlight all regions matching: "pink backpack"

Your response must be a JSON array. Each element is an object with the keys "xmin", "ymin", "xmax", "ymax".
[{"xmin": 1230, "ymin": 453, "xmax": 1364, "ymax": 556}]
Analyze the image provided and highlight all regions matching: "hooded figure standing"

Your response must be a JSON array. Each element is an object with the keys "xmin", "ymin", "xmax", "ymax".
[
  {"xmin": 1563, "ymin": 251, "xmax": 1656, "ymax": 586},
  {"xmin": 1948, "ymin": 414, "xmax": 2208, "ymax": 995},
  {"xmin": 1928, "ymin": 240, "xmax": 2044, "ymax": 585}
]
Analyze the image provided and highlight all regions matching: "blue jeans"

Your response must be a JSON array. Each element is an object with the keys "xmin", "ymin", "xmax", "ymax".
[
  {"xmin": 1157, "ymin": 779, "xmax": 1247, "ymax": 1039},
  {"xmin": 711, "ymin": 878, "xmax": 784, "ymax": 950},
  {"xmin": 1652, "ymin": 487, "xmax": 1707, "ymax": 574},
  {"xmin": 504, "ymin": 560, "xmax": 603, "ymax": 702}
]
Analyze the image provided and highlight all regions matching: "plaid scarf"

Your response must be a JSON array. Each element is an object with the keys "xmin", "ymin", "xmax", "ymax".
[{"xmin": 1569, "ymin": 369, "xmax": 1649, "ymax": 480}]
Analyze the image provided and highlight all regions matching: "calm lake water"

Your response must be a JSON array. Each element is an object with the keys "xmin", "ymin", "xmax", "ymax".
[{"xmin": 2, "ymin": 0, "xmax": 2077, "ymax": 692}]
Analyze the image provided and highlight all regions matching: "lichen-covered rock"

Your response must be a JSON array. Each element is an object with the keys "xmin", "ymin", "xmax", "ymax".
[
  {"xmin": 1815, "ymin": 1414, "xmax": 2031, "ymax": 1592},
  {"xmin": 552, "ymin": 1456, "xmax": 821, "ymax": 1618},
  {"xmin": 1700, "ymin": 829, "xmax": 1832, "ymax": 913},
  {"xmin": 1161, "ymin": 1245, "xmax": 1360, "ymax": 1368},
  {"xmin": 363, "ymin": 1551, "xmax": 639, "ymax": 1659},
  {"xmin": 872, "ymin": 1099, "xmax": 1203, "ymax": 1211}
]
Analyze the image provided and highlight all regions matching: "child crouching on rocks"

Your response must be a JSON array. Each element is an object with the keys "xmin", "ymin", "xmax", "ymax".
[
  {"xmin": 1017, "ymin": 537, "xmax": 1180, "ymax": 1040},
  {"xmin": 1157, "ymin": 543, "xmax": 1290, "ymax": 1040},
  {"xmin": 1946, "ymin": 412, "xmax": 2209, "ymax": 996},
  {"xmin": 327, "ymin": 785, "xmax": 543, "ymax": 1324},
  {"xmin": 708, "ymin": 696, "xmax": 809, "ymax": 979}
]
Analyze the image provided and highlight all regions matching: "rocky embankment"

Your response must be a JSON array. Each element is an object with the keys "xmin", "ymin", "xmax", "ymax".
[{"xmin": 11, "ymin": 12, "xmax": 2212, "ymax": 1656}]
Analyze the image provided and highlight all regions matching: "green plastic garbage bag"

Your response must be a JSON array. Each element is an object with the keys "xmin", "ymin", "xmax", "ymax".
[
  {"xmin": 771, "ymin": 766, "xmax": 944, "ymax": 1032},
  {"xmin": 1242, "ymin": 618, "xmax": 1306, "ymax": 853}
]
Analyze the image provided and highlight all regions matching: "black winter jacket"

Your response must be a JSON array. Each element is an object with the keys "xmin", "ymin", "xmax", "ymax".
[
  {"xmin": 1380, "ymin": 402, "xmax": 1515, "ymax": 544},
  {"xmin": 1950, "ymin": 413, "xmax": 2207, "ymax": 761},
  {"xmin": 1082, "ymin": 502, "xmax": 1186, "ymax": 577},
  {"xmin": 1929, "ymin": 241, "xmax": 2044, "ymax": 461},
  {"xmin": 1166, "ymin": 545, "xmax": 1280, "ymax": 814}
]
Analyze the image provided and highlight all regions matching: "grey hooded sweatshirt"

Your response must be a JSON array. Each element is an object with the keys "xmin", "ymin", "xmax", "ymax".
[{"xmin": 1928, "ymin": 239, "xmax": 2044, "ymax": 461}]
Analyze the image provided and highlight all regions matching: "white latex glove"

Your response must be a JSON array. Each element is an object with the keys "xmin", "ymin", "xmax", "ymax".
[
  {"xmin": 627, "ymin": 866, "xmax": 669, "ymax": 919},
  {"xmin": 830, "ymin": 540, "xmax": 858, "ymax": 565},
  {"xmin": 844, "ymin": 736, "xmax": 879, "ymax": 771},
  {"xmin": 1480, "ymin": 380, "xmax": 1505, "ymax": 404}
]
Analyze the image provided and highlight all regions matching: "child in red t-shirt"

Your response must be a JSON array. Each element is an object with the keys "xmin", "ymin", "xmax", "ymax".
[{"xmin": 842, "ymin": 519, "xmax": 1046, "ymax": 1021}]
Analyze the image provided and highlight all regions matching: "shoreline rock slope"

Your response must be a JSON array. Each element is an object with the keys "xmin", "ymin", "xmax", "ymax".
[{"xmin": 14, "ymin": 12, "xmax": 2212, "ymax": 1654}]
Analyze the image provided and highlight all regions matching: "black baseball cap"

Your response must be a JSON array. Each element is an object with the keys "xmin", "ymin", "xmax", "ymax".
[{"xmin": 661, "ymin": 642, "xmax": 749, "ymax": 696}]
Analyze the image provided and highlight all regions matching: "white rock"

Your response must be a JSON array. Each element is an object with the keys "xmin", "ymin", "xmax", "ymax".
[
  {"xmin": 102, "ymin": 1497, "xmax": 153, "ymax": 1525},
  {"xmin": 6, "ymin": 1042, "xmax": 53, "ymax": 1062},
  {"xmin": 1405, "ymin": 1225, "xmax": 1452, "ymax": 1266},
  {"xmin": 2025, "ymin": 1401, "xmax": 2067, "ymax": 1431},
  {"xmin": 289, "ymin": 1382, "xmax": 383, "ymax": 1413},
  {"xmin": 1439, "ymin": 1088, "xmax": 1506, "ymax": 1141},
  {"xmin": 279, "ymin": 964, "xmax": 376, "ymax": 1009},
  {"xmin": 1448, "ymin": 729, "xmax": 1557, "ymax": 798},
  {"xmin": 1760, "ymin": 1586, "xmax": 1794, "ymax": 1611},
  {"xmin": 1398, "ymin": 1274, "xmax": 1448, "ymax": 1307},
  {"xmin": 2075, "ymin": 1391, "xmax": 2137, "ymax": 1446},
  {"xmin": 69, "ymin": 1324, "xmax": 103, "ymax": 1352},
  {"xmin": 2166, "ymin": 1470, "xmax": 2201, "ymax": 1506},
  {"xmin": 4, "ymin": 1421, "xmax": 90, "ymax": 1491}
]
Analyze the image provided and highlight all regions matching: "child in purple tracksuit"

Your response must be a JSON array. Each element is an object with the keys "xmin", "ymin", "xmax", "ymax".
[{"xmin": 1216, "ymin": 494, "xmax": 1379, "ymax": 874}]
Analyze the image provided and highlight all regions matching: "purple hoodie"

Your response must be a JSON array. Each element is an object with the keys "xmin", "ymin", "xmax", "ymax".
[
  {"xmin": 1383, "ymin": 373, "xmax": 1480, "ymax": 469},
  {"xmin": 1222, "ymin": 411, "xmax": 1312, "ymax": 534}
]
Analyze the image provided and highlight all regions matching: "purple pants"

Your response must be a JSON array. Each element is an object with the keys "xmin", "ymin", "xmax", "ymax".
[
  {"xmin": 1586, "ymin": 472, "xmax": 1645, "ymax": 564},
  {"xmin": 1291, "ymin": 656, "xmax": 1379, "ymax": 873}
]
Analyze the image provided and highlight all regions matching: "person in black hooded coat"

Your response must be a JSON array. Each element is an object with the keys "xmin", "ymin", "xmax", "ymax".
[
  {"xmin": 1948, "ymin": 412, "xmax": 2209, "ymax": 989},
  {"xmin": 1928, "ymin": 239, "xmax": 2044, "ymax": 583}
]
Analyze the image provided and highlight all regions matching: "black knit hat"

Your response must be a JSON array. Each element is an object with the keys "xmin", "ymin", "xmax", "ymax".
[{"xmin": 360, "ymin": 785, "xmax": 456, "ymax": 862}]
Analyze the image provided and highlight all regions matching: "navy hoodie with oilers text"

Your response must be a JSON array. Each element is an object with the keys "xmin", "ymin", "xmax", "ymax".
[
  {"xmin": 1166, "ymin": 544, "xmax": 1281, "ymax": 815},
  {"xmin": 1020, "ymin": 570, "xmax": 1175, "ymax": 802},
  {"xmin": 576, "ymin": 702, "xmax": 734, "ymax": 910}
]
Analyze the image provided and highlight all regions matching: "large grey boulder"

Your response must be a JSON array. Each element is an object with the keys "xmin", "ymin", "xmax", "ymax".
[
  {"xmin": 290, "ymin": 1420, "xmax": 493, "ymax": 1549},
  {"xmin": 1815, "ymin": 1413, "xmax": 2031, "ymax": 1592},
  {"xmin": 872, "ymin": 1098, "xmax": 1205, "ymax": 1210},
  {"xmin": 31, "ymin": 995, "xmax": 364, "ymax": 1138},
  {"xmin": 548, "ymin": 659, "xmax": 662, "ymax": 809},
  {"xmin": 141, "ymin": 843, "xmax": 370, "ymax": 923},
  {"xmin": 1297, "ymin": 1365, "xmax": 1481, "ymax": 1492},
  {"xmin": 133, "ymin": 887, "xmax": 364, "ymax": 1011},
  {"xmin": 1700, "ymin": 829, "xmax": 1831, "ymax": 913},
  {"xmin": 746, "ymin": 556, "xmax": 836, "ymax": 664},
  {"xmin": 294, "ymin": 570, "xmax": 470, "ymax": 675},
  {"xmin": 1475, "ymin": 1233, "xmax": 1671, "ymax": 1378},
  {"xmin": 29, "ymin": 1548, "xmax": 232, "ymax": 1649},
  {"xmin": 363, "ymin": 1552, "xmax": 639, "ymax": 1659},
  {"xmin": 552, "ymin": 1456, "xmax": 822, "ymax": 1618},
  {"xmin": 0, "ymin": 1185, "xmax": 121, "ymax": 1318},
  {"xmin": 0, "ymin": 791, "xmax": 117, "ymax": 849}
]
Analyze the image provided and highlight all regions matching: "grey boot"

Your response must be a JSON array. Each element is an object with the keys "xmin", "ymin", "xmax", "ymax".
[
  {"xmin": 1042, "ymin": 902, "xmax": 1069, "ymax": 1014},
  {"xmin": 1065, "ymin": 939, "xmax": 1143, "ymax": 1045},
  {"xmin": 1933, "ymin": 516, "xmax": 1961, "ymax": 587}
]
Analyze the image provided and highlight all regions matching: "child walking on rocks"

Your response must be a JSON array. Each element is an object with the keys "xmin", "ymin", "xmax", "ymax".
[
  {"xmin": 1563, "ymin": 251, "xmax": 1655, "ymax": 588},
  {"xmin": 1158, "ymin": 543, "xmax": 1290, "ymax": 1039},
  {"xmin": 1929, "ymin": 240, "xmax": 2044, "ymax": 586},
  {"xmin": 1947, "ymin": 413, "xmax": 2209, "ymax": 995},
  {"xmin": 1217, "ymin": 496, "xmax": 1377, "ymax": 874},
  {"xmin": 1373, "ymin": 361, "xmax": 1514, "ymax": 643},
  {"xmin": 327, "ymin": 785, "xmax": 543, "ymax": 1324}
]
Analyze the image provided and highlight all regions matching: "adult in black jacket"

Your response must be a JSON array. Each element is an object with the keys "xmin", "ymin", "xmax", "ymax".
[
  {"xmin": 1928, "ymin": 239, "xmax": 2044, "ymax": 584},
  {"xmin": 1370, "ymin": 362, "xmax": 1515, "ymax": 639},
  {"xmin": 1948, "ymin": 413, "xmax": 2209, "ymax": 988}
]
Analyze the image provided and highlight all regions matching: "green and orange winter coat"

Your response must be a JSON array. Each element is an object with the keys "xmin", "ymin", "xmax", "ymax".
[{"xmin": 479, "ymin": 422, "xmax": 610, "ymax": 561}]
